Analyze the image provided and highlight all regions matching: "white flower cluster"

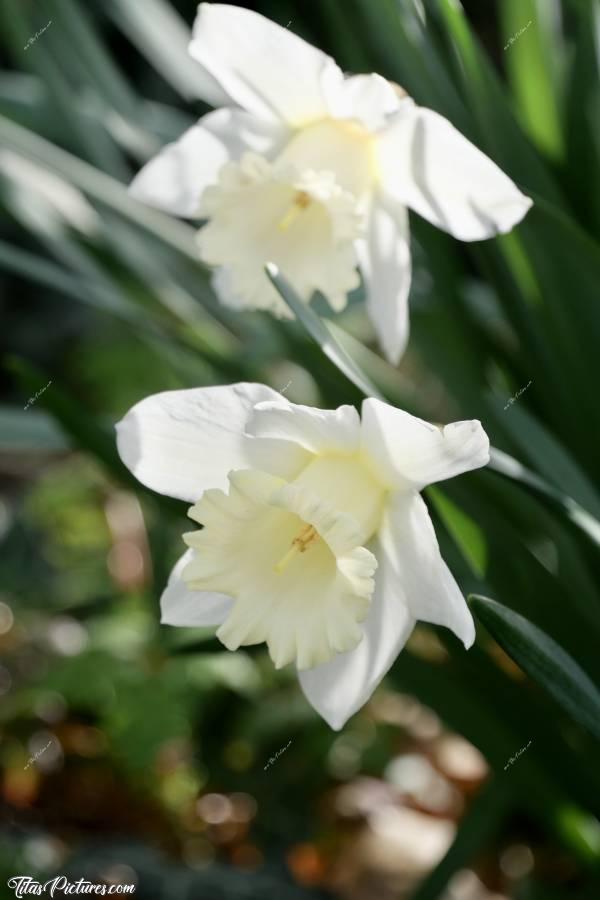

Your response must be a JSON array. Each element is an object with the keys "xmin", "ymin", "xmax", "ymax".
[
  {"xmin": 119, "ymin": 4, "xmax": 533, "ymax": 729},
  {"xmin": 131, "ymin": 3, "xmax": 532, "ymax": 365}
]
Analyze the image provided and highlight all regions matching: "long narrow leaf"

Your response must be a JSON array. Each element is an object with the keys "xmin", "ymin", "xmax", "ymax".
[
  {"xmin": 470, "ymin": 595, "xmax": 600, "ymax": 742},
  {"xmin": 265, "ymin": 263, "xmax": 384, "ymax": 401},
  {"xmin": 0, "ymin": 114, "xmax": 200, "ymax": 261},
  {"xmin": 488, "ymin": 448, "xmax": 600, "ymax": 549}
]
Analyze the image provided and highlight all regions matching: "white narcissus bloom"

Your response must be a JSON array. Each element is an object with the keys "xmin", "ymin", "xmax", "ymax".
[
  {"xmin": 129, "ymin": 3, "xmax": 532, "ymax": 364},
  {"xmin": 116, "ymin": 383, "xmax": 490, "ymax": 729}
]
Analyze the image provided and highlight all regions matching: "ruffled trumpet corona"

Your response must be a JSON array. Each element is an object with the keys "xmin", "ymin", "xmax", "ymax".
[{"xmin": 116, "ymin": 383, "xmax": 490, "ymax": 729}]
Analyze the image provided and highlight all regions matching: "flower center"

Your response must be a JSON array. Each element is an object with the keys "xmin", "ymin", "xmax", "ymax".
[
  {"xmin": 278, "ymin": 190, "xmax": 312, "ymax": 232},
  {"xmin": 274, "ymin": 523, "xmax": 319, "ymax": 572},
  {"xmin": 180, "ymin": 466, "xmax": 379, "ymax": 670},
  {"xmin": 292, "ymin": 453, "xmax": 386, "ymax": 543},
  {"xmin": 197, "ymin": 150, "xmax": 364, "ymax": 316},
  {"xmin": 278, "ymin": 119, "xmax": 377, "ymax": 198}
]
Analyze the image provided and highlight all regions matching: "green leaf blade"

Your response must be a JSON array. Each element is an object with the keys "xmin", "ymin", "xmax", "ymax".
[{"xmin": 470, "ymin": 594, "xmax": 600, "ymax": 742}]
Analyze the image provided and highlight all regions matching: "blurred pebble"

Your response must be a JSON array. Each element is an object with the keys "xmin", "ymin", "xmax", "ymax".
[
  {"xmin": 46, "ymin": 617, "xmax": 88, "ymax": 656},
  {"xmin": 368, "ymin": 806, "xmax": 455, "ymax": 871},
  {"xmin": 101, "ymin": 863, "xmax": 138, "ymax": 887},
  {"xmin": 197, "ymin": 793, "xmax": 232, "ymax": 824},
  {"xmin": 443, "ymin": 868, "xmax": 510, "ymax": 900},
  {"xmin": 410, "ymin": 708, "xmax": 442, "ymax": 742},
  {"xmin": 370, "ymin": 691, "xmax": 421, "ymax": 727},
  {"xmin": 335, "ymin": 776, "xmax": 397, "ymax": 819},
  {"xmin": 500, "ymin": 843, "xmax": 534, "ymax": 879},
  {"xmin": 385, "ymin": 753, "xmax": 459, "ymax": 814},
  {"xmin": 433, "ymin": 735, "xmax": 488, "ymax": 783},
  {"xmin": 230, "ymin": 792, "xmax": 257, "ymax": 823},
  {"xmin": 23, "ymin": 835, "xmax": 67, "ymax": 870},
  {"xmin": 26, "ymin": 730, "xmax": 62, "ymax": 772}
]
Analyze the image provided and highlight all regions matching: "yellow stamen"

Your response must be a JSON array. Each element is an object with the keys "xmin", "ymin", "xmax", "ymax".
[
  {"xmin": 277, "ymin": 190, "xmax": 311, "ymax": 232},
  {"xmin": 274, "ymin": 524, "xmax": 318, "ymax": 573}
]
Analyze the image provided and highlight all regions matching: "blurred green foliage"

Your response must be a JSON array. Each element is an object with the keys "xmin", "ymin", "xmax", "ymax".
[{"xmin": 1, "ymin": 1, "xmax": 600, "ymax": 898}]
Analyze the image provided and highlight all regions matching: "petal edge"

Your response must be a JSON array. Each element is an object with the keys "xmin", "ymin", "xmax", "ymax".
[
  {"xmin": 116, "ymin": 382, "xmax": 283, "ymax": 502},
  {"xmin": 189, "ymin": 3, "xmax": 342, "ymax": 126},
  {"xmin": 377, "ymin": 105, "xmax": 532, "ymax": 241},
  {"xmin": 298, "ymin": 532, "xmax": 415, "ymax": 729}
]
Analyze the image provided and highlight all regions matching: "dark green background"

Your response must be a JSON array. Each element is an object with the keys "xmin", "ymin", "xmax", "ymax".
[{"xmin": 1, "ymin": 1, "xmax": 600, "ymax": 898}]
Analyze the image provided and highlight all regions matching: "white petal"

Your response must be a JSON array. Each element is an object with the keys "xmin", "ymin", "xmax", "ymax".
[
  {"xmin": 361, "ymin": 398, "xmax": 490, "ymax": 490},
  {"xmin": 129, "ymin": 108, "xmax": 287, "ymax": 217},
  {"xmin": 247, "ymin": 400, "xmax": 361, "ymax": 455},
  {"xmin": 115, "ymin": 382, "xmax": 299, "ymax": 502},
  {"xmin": 356, "ymin": 195, "xmax": 411, "ymax": 365},
  {"xmin": 189, "ymin": 3, "xmax": 342, "ymax": 126},
  {"xmin": 329, "ymin": 73, "xmax": 402, "ymax": 131},
  {"xmin": 377, "ymin": 104, "xmax": 532, "ymax": 241},
  {"xmin": 380, "ymin": 493, "xmax": 475, "ymax": 647},
  {"xmin": 161, "ymin": 549, "xmax": 233, "ymax": 626},
  {"xmin": 298, "ymin": 533, "xmax": 415, "ymax": 730}
]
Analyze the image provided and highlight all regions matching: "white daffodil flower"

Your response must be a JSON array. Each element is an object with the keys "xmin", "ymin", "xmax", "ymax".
[
  {"xmin": 129, "ymin": 3, "xmax": 532, "ymax": 364},
  {"xmin": 116, "ymin": 383, "xmax": 489, "ymax": 729}
]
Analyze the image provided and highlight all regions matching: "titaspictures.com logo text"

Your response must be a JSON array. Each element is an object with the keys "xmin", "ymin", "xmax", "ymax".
[{"xmin": 7, "ymin": 876, "xmax": 135, "ymax": 897}]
